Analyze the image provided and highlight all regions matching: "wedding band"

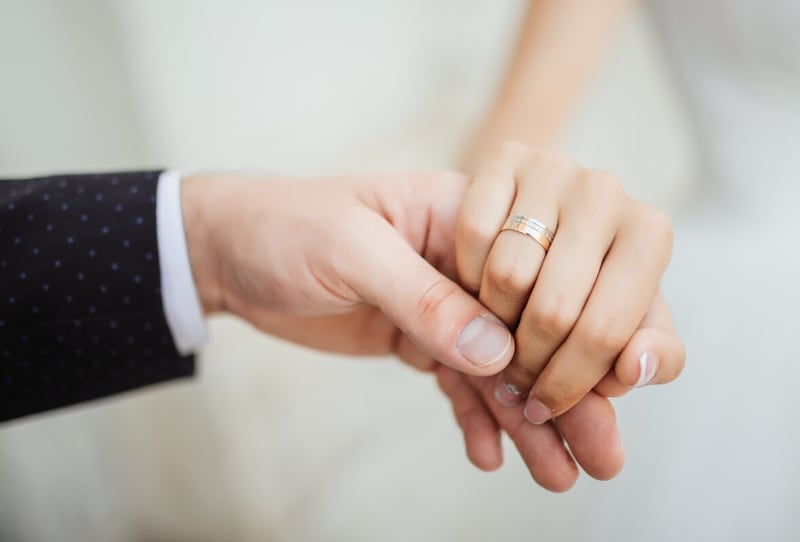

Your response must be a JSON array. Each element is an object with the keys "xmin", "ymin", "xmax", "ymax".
[{"xmin": 501, "ymin": 214, "xmax": 556, "ymax": 252}]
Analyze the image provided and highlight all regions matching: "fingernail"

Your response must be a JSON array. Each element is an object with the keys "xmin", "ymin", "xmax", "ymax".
[
  {"xmin": 456, "ymin": 314, "xmax": 512, "ymax": 368},
  {"xmin": 523, "ymin": 397, "xmax": 552, "ymax": 425},
  {"xmin": 635, "ymin": 351, "xmax": 659, "ymax": 387},
  {"xmin": 494, "ymin": 375, "xmax": 524, "ymax": 407}
]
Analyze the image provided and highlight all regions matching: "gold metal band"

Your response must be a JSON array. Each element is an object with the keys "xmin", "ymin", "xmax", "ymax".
[{"xmin": 501, "ymin": 214, "xmax": 556, "ymax": 252}]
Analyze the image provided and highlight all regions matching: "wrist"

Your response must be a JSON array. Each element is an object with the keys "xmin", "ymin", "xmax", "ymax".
[{"xmin": 180, "ymin": 174, "xmax": 228, "ymax": 315}]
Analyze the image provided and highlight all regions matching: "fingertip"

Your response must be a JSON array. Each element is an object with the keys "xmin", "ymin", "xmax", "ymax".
[
  {"xmin": 584, "ymin": 439, "xmax": 625, "ymax": 481},
  {"xmin": 616, "ymin": 327, "xmax": 658, "ymax": 387},
  {"xmin": 454, "ymin": 314, "xmax": 515, "ymax": 376},
  {"xmin": 591, "ymin": 457, "xmax": 625, "ymax": 481},
  {"xmin": 535, "ymin": 464, "xmax": 579, "ymax": 493},
  {"xmin": 616, "ymin": 329, "xmax": 686, "ymax": 388},
  {"xmin": 514, "ymin": 427, "xmax": 580, "ymax": 492},
  {"xmin": 556, "ymin": 392, "xmax": 624, "ymax": 482},
  {"xmin": 462, "ymin": 411, "xmax": 504, "ymax": 472},
  {"xmin": 668, "ymin": 338, "xmax": 687, "ymax": 383},
  {"xmin": 467, "ymin": 441, "xmax": 504, "ymax": 472},
  {"xmin": 634, "ymin": 351, "xmax": 660, "ymax": 388}
]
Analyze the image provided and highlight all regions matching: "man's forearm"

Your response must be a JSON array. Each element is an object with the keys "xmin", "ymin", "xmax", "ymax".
[{"xmin": 0, "ymin": 172, "xmax": 194, "ymax": 422}]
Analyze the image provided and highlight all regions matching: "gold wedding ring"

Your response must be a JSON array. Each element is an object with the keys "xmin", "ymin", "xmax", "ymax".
[{"xmin": 501, "ymin": 214, "xmax": 556, "ymax": 252}]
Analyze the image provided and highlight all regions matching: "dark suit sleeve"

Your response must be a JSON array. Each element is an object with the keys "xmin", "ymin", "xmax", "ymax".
[{"xmin": 0, "ymin": 171, "xmax": 194, "ymax": 422}]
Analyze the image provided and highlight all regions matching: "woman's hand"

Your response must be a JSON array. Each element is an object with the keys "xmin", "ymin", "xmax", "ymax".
[
  {"xmin": 177, "ymin": 166, "xmax": 683, "ymax": 491},
  {"xmin": 456, "ymin": 142, "xmax": 685, "ymax": 423},
  {"xmin": 436, "ymin": 290, "xmax": 683, "ymax": 490},
  {"xmin": 179, "ymin": 171, "xmax": 516, "ymax": 375}
]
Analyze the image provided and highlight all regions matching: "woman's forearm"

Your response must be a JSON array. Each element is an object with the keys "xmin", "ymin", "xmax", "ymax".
[{"xmin": 467, "ymin": 0, "xmax": 634, "ymax": 163}]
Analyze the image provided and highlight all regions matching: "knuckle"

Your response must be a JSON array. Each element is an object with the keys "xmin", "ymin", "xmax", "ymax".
[
  {"xmin": 529, "ymin": 296, "xmax": 578, "ymax": 339},
  {"xmin": 592, "ymin": 168, "xmax": 624, "ymax": 191},
  {"xmin": 580, "ymin": 169, "xmax": 624, "ymax": 201},
  {"xmin": 582, "ymin": 316, "xmax": 631, "ymax": 354},
  {"xmin": 628, "ymin": 203, "xmax": 675, "ymax": 269},
  {"xmin": 457, "ymin": 215, "xmax": 498, "ymax": 249},
  {"xmin": 498, "ymin": 140, "xmax": 530, "ymax": 162},
  {"xmin": 415, "ymin": 278, "xmax": 460, "ymax": 324},
  {"xmin": 525, "ymin": 148, "xmax": 578, "ymax": 183},
  {"xmin": 534, "ymin": 148, "xmax": 574, "ymax": 171},
  {"xmin": 435, "ymin": 169, "xmax": 468, "ymax": 188},
  {"xmin": 426, "ymin": 171, "xmax": 469, "ymax": 205},
  {"xmin": 643, "ymin": 205, "xmax": 675, "ymax": 249},
  {"xmin": 586, "ymin": 170, "xmax": 627, "ymax": 200},
  {"xmin": 474, "ymin": 159, "xmax": 506, "ymax": 182},
  {"xmin": 567, "ymin": 170, "xmax": 628, "ymax": 223},
  {"xmin": 485, "ymin": 256, "xmax": 533, "ymax": 298}
]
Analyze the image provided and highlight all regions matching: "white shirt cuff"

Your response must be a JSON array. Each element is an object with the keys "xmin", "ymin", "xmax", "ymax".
[{"xmin": 156, "ymin": 170, "xmax": 208, "ymax": 356}]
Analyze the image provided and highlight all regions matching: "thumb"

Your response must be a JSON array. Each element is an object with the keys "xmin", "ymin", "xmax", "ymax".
[{"xmin": 349, "ymin": 218, "xmax": 514, "ymax": 376}]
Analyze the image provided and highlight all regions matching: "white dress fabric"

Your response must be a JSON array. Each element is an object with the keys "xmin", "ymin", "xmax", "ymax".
[{"xmin": 549, "ymin": 1, "xmax": 800, "ymax": 540}]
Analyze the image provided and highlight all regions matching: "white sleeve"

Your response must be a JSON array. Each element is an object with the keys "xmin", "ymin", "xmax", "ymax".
[{"xmin": 156, "ymin": 170, "xmax": 208, "ymax": 355}]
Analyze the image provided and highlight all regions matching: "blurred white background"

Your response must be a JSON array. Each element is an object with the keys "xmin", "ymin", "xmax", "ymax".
[{"xmin": 0, "ymin": 1, "xmax": 698, "ymax": 541}]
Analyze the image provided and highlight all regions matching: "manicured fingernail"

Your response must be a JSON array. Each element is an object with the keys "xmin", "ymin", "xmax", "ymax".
[
  {"xmin": 635, "ymin": 351, "xmax": 659, "ymax": 387},
  {"xmin": 456, "ymin": 314, "xmax": 513, "ymax": 368},
  {"xmin": 523, "ymin": 397, "xmax": 552, "ymax": 425},
  {"xmin": 494, "ymin": 375, "xmax": 523, "ymax": 407}
]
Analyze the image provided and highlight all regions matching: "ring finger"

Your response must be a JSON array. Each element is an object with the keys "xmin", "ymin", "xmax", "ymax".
[
  {"xmin": 494, "ymin": 170, "xmax": 624, "ymax": 406},
  {"xmin": 478, "ymin": 160, "xmax": 563, "ymax": 326}
]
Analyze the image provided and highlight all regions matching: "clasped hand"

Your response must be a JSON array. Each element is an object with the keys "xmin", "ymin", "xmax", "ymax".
[
  {"xmin": 181, "ymin": 142, "xmax": 685, "ymax": 492},
  {"xmin": 440, "ymin": 142, "xmax": 685, "ymax": 490}
]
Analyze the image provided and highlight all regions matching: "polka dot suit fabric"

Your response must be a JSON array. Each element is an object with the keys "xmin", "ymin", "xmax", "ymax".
[{"xmin": 0, "ymin": 171, "xmax": 193, "ymax": 422}]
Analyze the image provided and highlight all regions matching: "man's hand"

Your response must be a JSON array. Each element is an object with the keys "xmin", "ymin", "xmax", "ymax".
[
  {"xmin": 179, "ymin": 171, "xmax": 514, "ymax": 375},
  {"xmin": 177, "ymin": 168, "xmax": 683, "ymax": 491}
]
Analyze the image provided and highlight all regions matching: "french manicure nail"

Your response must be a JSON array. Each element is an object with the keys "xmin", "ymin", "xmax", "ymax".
[
  {"xmin": 494, "ymin": 375, "xmax": 523, "ymax": 407},
  {"xmin": 523, "ymin": 397, "xmax": 552, "ymax": 425},
  {"xmin": 456, "ymin": 314, "xmax": 512, "ymax": 368},
  {"xmin": 635, "ymin": 351, "xmax": 659, "ymax": 387}
]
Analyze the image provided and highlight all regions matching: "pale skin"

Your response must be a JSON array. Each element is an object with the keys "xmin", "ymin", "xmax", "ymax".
[
  {"xmin": 465, "ymin": 0, "xmax": 635, "ymax": 157},
  {"xmin": 436, "ymin": 0, "xmax": 686, "ymax": 490},
  {"xmin": 181, "ymin": 163, "xmax": 682, "ymax": 492},
  {"xmin": 441, "ymin": 144, "xmax": 684, "ymax": 490},
  {"xmin": 181, "ymin": 171, "xmax": 516, "ymax": 376},
  {"xmin": 180, "ymin": 0, "xmax": 684, "ymax": 493}
]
